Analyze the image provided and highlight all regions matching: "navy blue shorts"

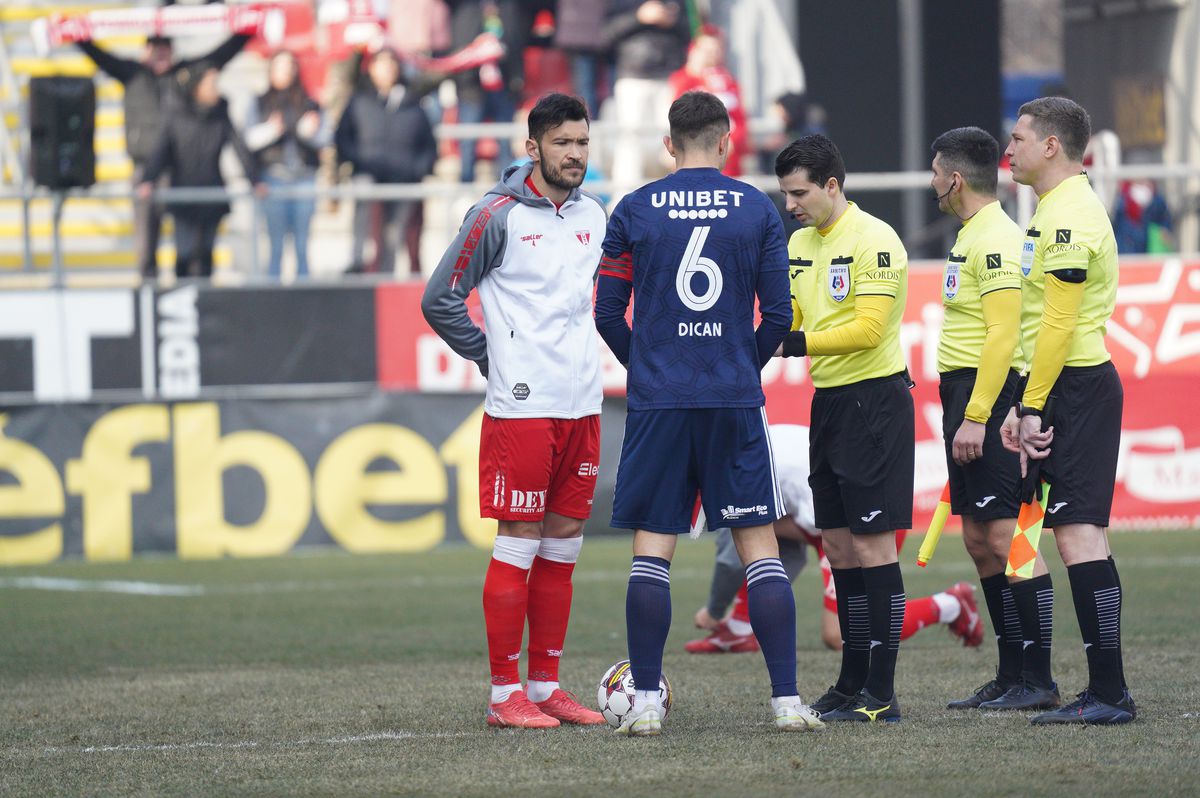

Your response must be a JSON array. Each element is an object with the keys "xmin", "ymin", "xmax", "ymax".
[{"xmin": 611, "ymin": 407, "xmax": 783, "ymax": 534}]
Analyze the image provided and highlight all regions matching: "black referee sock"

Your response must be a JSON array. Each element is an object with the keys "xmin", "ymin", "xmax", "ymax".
[
  {"xmin": 980, "ymin": 573, "xmax": 1023, "ymax": 686},
  {"xmin": 1010, "ymin": 574, "xmax": 1055, "ymax": 689},
  {"xmin": 862, "ymin": 562, "xmax": 904, "ymax": 700},
  {"xmin": 830, "ymin": 567, "xmax": 869, "ymax": 696},
  {"xmin": 1068, "ymin": 560, "xmax": 1125, "ymax": 704},
  {"xmin": 1108, "ymin": 555, "xmax": 1128, "ymax": 690}
]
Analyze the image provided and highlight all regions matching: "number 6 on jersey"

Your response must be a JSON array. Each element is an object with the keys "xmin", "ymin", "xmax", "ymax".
[{"xmin": 676, "ymin": 226, "xmax": 723, "ymax": 311}]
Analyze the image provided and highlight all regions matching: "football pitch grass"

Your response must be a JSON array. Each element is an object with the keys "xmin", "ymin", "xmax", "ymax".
[{"xmin": 3, "ymin": 531, "xmax": 1198, "ymax": 797}]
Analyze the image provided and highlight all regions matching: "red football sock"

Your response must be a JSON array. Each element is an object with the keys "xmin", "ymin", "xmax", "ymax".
[
  {"xmin": 526, "ymin": 556, "xmax": 575, "ymax": 683},
  {"xmin": 731, "ymin": 581, "xmax": 751, "ymax": 623},
  {"xmin": 483, "ymin": 558, "xmax": 530, "ymax": 685},
  {"xmin": 901, "ymin": 595, "xmax": 938, "ymax": 640}
]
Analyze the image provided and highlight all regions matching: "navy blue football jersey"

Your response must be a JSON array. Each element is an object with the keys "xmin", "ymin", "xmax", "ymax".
[{"xmin": 596, "ymin": 167, "xmax": 791, "ymax": 410}]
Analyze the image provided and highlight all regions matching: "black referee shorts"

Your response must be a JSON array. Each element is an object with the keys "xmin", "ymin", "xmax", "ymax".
[
  {"xmin": 809, "ymin": 372, "xmax": 914, "ymax": 534},
  {"xmin": 1040, "ymin": 362, "xmax": 1123, "ymax": 528},
  {"xmin": 939, "ymin": 368, "xmax": 1021, "ymax": 522}
]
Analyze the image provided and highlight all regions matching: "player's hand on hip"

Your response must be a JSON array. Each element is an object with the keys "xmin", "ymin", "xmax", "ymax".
[
  {"xmin": 952, "ymin": 419, "xmax": 986, "ymax": 466},
  {"xmin": 1000, "ymin": 406, "xmax": 1022, "ymax": 454}
]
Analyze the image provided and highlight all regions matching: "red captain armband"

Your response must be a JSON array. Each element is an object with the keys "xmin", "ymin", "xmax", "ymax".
[{"xmin": 599, "ymin": 252, "xmax": 633, "ymax": 282}]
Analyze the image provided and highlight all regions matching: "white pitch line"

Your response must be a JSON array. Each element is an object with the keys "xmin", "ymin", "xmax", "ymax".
[
  {"xmin": 0, "ymin": 577, "xmax": 206, "ymax": 596},
  {"xmin": 43, "ymin": 731, "xmax": 483, "ymax": 755},
  {"xmin": 0, "ymin": 568, "xmax": 713, "ymax": 598}
]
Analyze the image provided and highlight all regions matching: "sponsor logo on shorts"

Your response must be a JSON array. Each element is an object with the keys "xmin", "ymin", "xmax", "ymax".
[
  {"xmin": 577, "ymin": 461, "xmax": 600, "ymax": 477},
  {"xmin": 510, "ymin": 490, "xmax": 547, "ymax": 513},
  {"xmin": 861, "ymin": 510, "xmax": 883, "ymax": 523},
  {"xmin": 1048, "ymin": 501, "xmax": 1068, "ymax": 513},
  {"xmin": 512, "ymin": 383, "xmax": 530, "ymax": 400},
  {"xmin": 547, "ymin": 649, "xmax": 563, "ymax": 658},
  {"xmin": 720, "ymin": 504, "xmax": 769, "ymax": 520},
  {"xmin": 976, "ymin": 496, "xmax": 996, "ymax": 508}
]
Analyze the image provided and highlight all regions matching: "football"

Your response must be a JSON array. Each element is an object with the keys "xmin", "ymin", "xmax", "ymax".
[{"xmin": 597, "ymin": 659, "xmax": 673, "ymax": 728}]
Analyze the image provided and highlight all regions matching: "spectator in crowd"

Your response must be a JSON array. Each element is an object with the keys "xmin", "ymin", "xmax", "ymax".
[
  {"xmin": 554, "ymin": 0, "xmax": 611, "ymax": 117},
  {"xmin": 138, "ymin": 64, "xmax": 263, "ymax": 279},
  {"xmin": 1113, "ymin": 180, "xmax": 1175, "ymax": 253},
  {"xmin": 668, "ymin": 26, "xmax": 748, "ymax": 176},
  {"xmin": 76, "ymin": 32, "xmax": 251, "ymax": 279},
  {"xmin": 603, "ymin": 0, "xmax": 691, "ymax": 191},
  {"xmin": 246, "ymin": 51, "xmax": 327, "ymax": 281},
  {"xmin": 449, "ymin": 0, "xmax": 530, "ymax": 183},
  {"xmin": 335, "ymin": 47, "xmax": 438, "ymax": 275}
]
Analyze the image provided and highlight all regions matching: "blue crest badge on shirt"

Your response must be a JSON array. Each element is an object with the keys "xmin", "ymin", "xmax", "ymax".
[
  {"xmin": 1020, "ymin": 239, "xmax": 1036, "ymax": 277},
  {"xmin": 828, "ymin": 263, "xmax": 850, "ymax": 302},
  {"xmin": 944, "ymin": 261, "xmax": 960, "ymax": 300}
]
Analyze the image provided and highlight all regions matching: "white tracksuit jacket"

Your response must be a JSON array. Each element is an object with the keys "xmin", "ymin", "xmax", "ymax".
[{"xmin": 421, "ymin": 163, "xmax": 607, "ymax": 419}]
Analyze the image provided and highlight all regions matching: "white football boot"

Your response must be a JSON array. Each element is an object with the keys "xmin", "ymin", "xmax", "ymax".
[
  {"xmin": 616, "ymin": 703, "xmax": 662, "ymax": 737},
  {"xmin": 772, "ymin": 696, "xmax": 825, "ymax": 731}
]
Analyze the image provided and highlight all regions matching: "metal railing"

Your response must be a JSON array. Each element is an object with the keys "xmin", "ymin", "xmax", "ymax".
[{"xmin": 1, "ymin": 156, "xmax": 1197, "ymax": 286}]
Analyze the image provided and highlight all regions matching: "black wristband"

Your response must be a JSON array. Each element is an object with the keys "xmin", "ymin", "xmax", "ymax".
[
  {"xmin": 782, "ymin": 331, "xmax": 807, "ymax": 357},
  {"xmin": 1017, "ymin": 402, "xmax": 1042, "ymax": 418}
]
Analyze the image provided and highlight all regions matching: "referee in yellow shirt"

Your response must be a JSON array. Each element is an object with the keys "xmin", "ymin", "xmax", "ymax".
[
  {"xmin": 775, "ymin": 135, "xmax": 911, "ymax": 723},
  {"xmin": 1002, "ymin": 97, "xmax": 1134, "ymax": 725},
  {"xmin": 929, "ymin": 127, "xmax": 1059, "ymax": 712}
]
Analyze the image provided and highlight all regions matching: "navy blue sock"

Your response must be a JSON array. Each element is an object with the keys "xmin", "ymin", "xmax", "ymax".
[
  {"xmin": 626, "ymin": 556, "xmax": 672, "ymax": 692},
  {"xmin": 746, "ymin": 558, "xmax": 798, "ymax": 697}
]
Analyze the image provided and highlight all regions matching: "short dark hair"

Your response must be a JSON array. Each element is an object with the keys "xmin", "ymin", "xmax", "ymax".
[
  {"xmin": 527, "ymin": 93, "xmax": 589, "ymax": 143},
  {"xmin": 931, "ymin": 126, "xmax": 999, "ymax": 195},
  {"xmin": 668, "ymin": 91, "xmax": 730, "ymax": 151},
  {"xmin": 774, "ymin": 134, "xmax": 846, "ymax": 190},
  {"xmin": 1017, "ymin": 96, "xmax": 1091, "ymax": 161}
]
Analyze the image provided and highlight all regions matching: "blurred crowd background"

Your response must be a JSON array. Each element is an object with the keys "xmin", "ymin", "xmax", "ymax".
[{"xmin": 0, "ymin": 0, "xmax": 1196, "ymax": 283}]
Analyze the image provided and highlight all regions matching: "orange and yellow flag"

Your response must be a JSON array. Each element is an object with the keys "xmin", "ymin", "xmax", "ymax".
[
  {"xmin": 1006, "ymin": 481, "xmax": 1050, "ymax": 578},
  {"xmin": 917, "ymin": 482, "xmax": 952, "ymax": 567}
]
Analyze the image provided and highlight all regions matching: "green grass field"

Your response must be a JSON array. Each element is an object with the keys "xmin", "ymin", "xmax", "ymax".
[{"xmin": 3, "ymin": 530, "xmax": 1199, "ymax": 797}]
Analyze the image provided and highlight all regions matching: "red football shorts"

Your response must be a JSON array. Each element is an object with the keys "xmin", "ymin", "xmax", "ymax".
[{"xmin": 479, "ymin": 414, "xmax": 601, "ymax": 522}]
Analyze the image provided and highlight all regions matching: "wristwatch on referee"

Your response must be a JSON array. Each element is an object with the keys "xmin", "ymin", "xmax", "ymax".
[{"xmin": 1017, "ymin": 402, "xmax": 1042, "ymax": 418}]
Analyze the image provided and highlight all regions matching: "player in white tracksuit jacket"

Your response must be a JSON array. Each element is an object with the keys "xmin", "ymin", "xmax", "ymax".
[{"xmin": 421, "ymin": 94, "xmax": 608, "ymax": 729}]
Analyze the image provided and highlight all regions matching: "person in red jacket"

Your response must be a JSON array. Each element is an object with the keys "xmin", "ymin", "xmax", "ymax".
[{"xmin": 667, "ymin": 26, "xmax": 748, "ymax": 176}]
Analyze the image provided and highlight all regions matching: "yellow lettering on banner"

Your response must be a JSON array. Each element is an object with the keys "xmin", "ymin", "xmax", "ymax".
[
  {"xmin": 438, "ymin": 404, "xmax": 497, "ymax": 549},
  {"xmin": 173, "ymin": 403, "xmax": 310, "ymax": 559},
  {"xmin": 65, "ymin": 405, "xmax": 170, "ymax": 561},
  {"xmin": 314, "ymin": 424, "xmax": 446, "ymax": 553},
  {"xmin": 0, "ymin": 415, "xmax": 64, "ymax": 565}
]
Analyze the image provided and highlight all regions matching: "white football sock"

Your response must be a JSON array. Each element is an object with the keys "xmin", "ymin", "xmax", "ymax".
[
  {"xmin": 632, "ymin": 689, "xmax": 660, "ymax": 713},
  {"xmin": 490, "ymin": 683, "xmax": 523, "ymax": 704},
  {"xmin": 526, "ymin": 679, "xmax": 559, "ymax": 703},
  {"xmin": 726, "ymin": 617, "xmax": 754, "ymax": 636},
  {"xmin": 933, "ymin": 592, "xmax": 961, "ymax": 623}
]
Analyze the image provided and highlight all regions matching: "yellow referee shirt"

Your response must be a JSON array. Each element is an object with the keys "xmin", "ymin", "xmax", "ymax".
[
  {"xmin": 787, "ymin": 202, "xmax": 908, "ymax": 388},
  {"xmin": 938, "ymin": 200, "xmax": 1023, "ymax": 372},
  {"xmin": 1019, "ymin": 174, "xmax": 1118, "ymax": 368}
]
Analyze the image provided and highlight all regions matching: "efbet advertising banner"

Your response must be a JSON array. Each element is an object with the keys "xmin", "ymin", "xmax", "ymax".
[
  {"xmin": 386, "ymin": 258, "xmax": 1200, "ymax": 531},
  {"xmin": 0, "ymin": 394, "xmax": 629, "ymax": 565}
]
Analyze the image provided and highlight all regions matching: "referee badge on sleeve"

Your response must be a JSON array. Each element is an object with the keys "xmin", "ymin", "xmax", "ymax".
[
  {"xmin": 943, "ymin": 261, "xmax": 960, "ymax": 300},
  {"xmin": 828, "ymin": 263, "xmax": 850, "ymax": 302}
]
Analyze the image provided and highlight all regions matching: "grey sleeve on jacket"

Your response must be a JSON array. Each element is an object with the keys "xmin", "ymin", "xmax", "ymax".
[{"xmin": 421, "ymin": 197, "xmax": 511, "ymax": 376}]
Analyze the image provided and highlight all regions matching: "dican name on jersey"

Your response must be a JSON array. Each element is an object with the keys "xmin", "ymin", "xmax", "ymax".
[
  {"xmin": 651, "ymin": 189, "xmax": 745, "ymax": 220},
  {"xmin": 679, "ymin": 321, "xmax": 723, "ymax": 337}
]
